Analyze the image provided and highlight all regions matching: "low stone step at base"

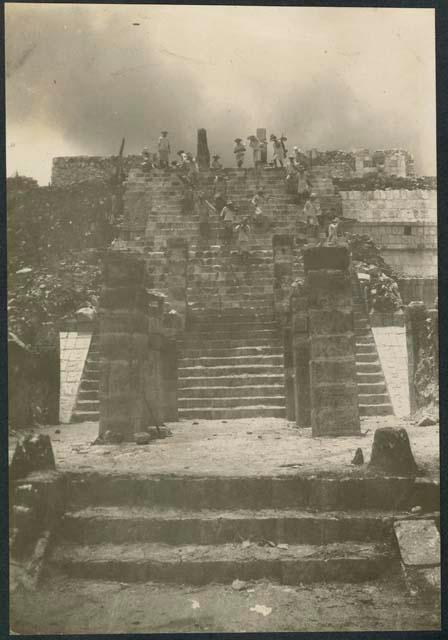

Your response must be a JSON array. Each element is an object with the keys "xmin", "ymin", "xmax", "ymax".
[
  {"xmin": 179, "ymin": 396, "xmax": 285, "ymax": 409},
  {"xmin": 51, "ymin": 541, "xmax": 393, "ymax": 585},
  {"xmin": 178, "ymin": 406, "xmax": 286, "ymax": 420},
  {"xmin": 60, "ymin": 506, "xmax": 397, "ymax": 546},
  {"xmin": 359, "ymin": 404, "xmax": 394, "ymax": 417},
  {"xmin": 71, "ymin": 411, "xmax": 100, "ymax": 422}
]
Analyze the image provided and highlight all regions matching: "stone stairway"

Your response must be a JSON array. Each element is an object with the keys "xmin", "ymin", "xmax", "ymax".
[
  {"xmin": 353, "ymin": 292, "xmax": 394, "ymax": 417},
  {"xmin": 178, "ymin": 307, "xmax": 286, "ymax": 420},
  {"xmin": 47, "ymin": 473, "xmax": 434, "ymax": 586},
  {"xmin": 71, "ymin": 334, "xmax": 100, "ymax": 423}
]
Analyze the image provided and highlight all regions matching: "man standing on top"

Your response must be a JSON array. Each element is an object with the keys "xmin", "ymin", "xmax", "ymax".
[
  {"xmin": 327, "ymin": 217, "xmax": 340, "ymax": 245},
  {"xmin": 234, "ymin": 138, "xmax": 246, "ymax": 168},
  {"xmin": 297, "ymin": 164, "xmax": 312, "ymax": 201},
  {"xmin": 280, "ymin": 134, "xmax": 288, "ymax": 161},
  {"xmin": 235, "ymin": 217, "xmax": 251, "ymax": 263},
  {"xmin": 303, "ymin": 193, "xmax": 321, "ymax": 239},
  {"xmin": 211, "ymin": 154, "xmax": 223, "ymax": 170},
  {"xmin": 247, "ymin": 135, "xmax": 262, "ymax": 168},
  {"xmin": 270, "ymin": 135, "xmax": 284, "ymax": 168},
  {"xmin": 214, "ymin": 173, "xmax": 228, "ymax": 214},
  {"xmin": 158, "ymin": 131, "xmax": 171, "ymax": 168},
  {"xmin": 285, "ymin": 155, "xmax": 298, "ymax": 194},
  {"xmin": 220, "ymin": 200, "xmax": 237, "ymax": 245}
]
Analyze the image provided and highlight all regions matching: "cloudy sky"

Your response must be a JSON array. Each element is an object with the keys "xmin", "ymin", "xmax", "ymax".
[{"xmin": 6, "ymin": 4, "xmax": 436, "ymax": 184}]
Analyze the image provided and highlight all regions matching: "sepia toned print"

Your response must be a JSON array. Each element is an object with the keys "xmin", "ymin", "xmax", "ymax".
[{"xmin": 6, "ymin": 4, "xmax": 439, "ymax": 633}]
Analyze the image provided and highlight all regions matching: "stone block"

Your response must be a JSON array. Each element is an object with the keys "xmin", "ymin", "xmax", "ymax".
[
  {"xmin": 310, "ymin": 358, "xmax": 356, "ymax": 384},
  {"xmin": 310, "ymin": 334, "xmax": 355, "ymax": 359},
  {"xmin": 308, "ymin": 309, "xmax": 353, "ymax": 335},
  {"xmin": 311, "ymin": 384, "xmax": 360, "ymax": 436},
  {"xmin": 394, "ymin": 519, "xmax": 440, "ymax": 567}
]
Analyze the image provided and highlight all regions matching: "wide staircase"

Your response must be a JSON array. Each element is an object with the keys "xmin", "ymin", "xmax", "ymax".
[
  {"xmin": 70, "ymin": 333, "xmax": 100, "ymax": 423},
  {"xmin": 178, "ymin": 308, "xmax": 285, "ymax": 420},
  {"xmin": 47, "ymin": 472, "xmax": 441, "ymax": 586},
  {"xmin": 119, "ymin": 166, "xmax": 392, "ymax": 421}
]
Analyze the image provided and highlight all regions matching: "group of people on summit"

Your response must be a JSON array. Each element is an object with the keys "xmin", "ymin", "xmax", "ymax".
[{"xmin": 139, "ymin": 131, "xmax": 341, "ymax": 256}]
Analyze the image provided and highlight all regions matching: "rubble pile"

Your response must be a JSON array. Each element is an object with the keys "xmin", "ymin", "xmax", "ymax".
[
  {"xmin": 347, "ymin": 233, "xmax": 403, "ymax": 313},
  {"xmin": 7, "ymin": 177, "xmax": 111, "ymax": 345}
]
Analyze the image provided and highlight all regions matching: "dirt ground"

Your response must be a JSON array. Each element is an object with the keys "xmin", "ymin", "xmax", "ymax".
[
  {"xmin": 10, "ymin": 573, "xmax": 440, "ymax": 634},
  {"xmin": 9, "ymin": 415, "xmax": 439, "ymax": 480}
]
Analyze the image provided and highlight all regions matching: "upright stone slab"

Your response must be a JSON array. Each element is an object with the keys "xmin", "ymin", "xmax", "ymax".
[
  {"xmin": 99, "ymin": 252, "xmax": 151, "ymax": 440},
  {"xmin": 304, "ymin": 245, "xmax": 360, "ymax": 436},
  {"xmin": 197, "ymin": 129, "xmax": 210, "ymax": 170}
]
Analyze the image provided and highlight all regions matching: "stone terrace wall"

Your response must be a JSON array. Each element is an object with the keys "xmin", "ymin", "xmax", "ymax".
[
  {"xmin": 52, "ymin": 155, "xmax": 142, "ymax": 187},
  {"xmin": 340, "ymin": 189, "xmax": 437, "ymax": 277}
]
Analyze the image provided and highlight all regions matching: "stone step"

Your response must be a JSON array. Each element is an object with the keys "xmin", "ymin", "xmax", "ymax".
[
  {"xmin": 359, "ymin": 404, "xmax": 394, "ymax": 417},
  {"xmin": 59, "ymin": 506, "xmax": 396, "ymax": 546},
  {"xmin": 356, "ymin": 362, "xmax": 382, "ymax": 373},
  {"xmin": 356, "ymin": 353, "xmax": 380, "ymax": 363},
  {"xmin": 357, "ymin": 393, "xmax": 390, "ymax": 406},
  {"xmin": 357, "ymin": 382, "xmax": 388, "ymax": 394},
  {"xmin": 179, "ymin": 364, "xmax": 284, "ymax": 377},
  {"xmin": 50, "ymin": 540, "xmax": 393, "ymax": 585},
  {"xmin": 181, "ymin": 346, "xmax": 281, "ymax": 358},
  {"xmin": 357, "ymin": 372, "xmax": 384, "ymax": 384},
  {"xmin": 356, "ymin": 344, "xmax": 377, "ymax": 354},
  {"xmin": 71, "ymin": 410, "xmax": 100, "ymax": 422},
  {"xmin": 180, "ymin": 354, "xmax": 283, "ymax": 368},
  {"xmin": 178, "ymin": 406, "xmax": 286, "ymax": 420},
  {"xmin": 75, "ymin": 400, "xmax": 100, "ymax": 412},
  {"xmin": 187, "ymin": 319, "xmax": 276, "ymax": 329},
  {"xmin": 79, "ymin": 380, "xmax": 99, "ymax": 391},
  {"xmin": 356, "ymin": 336, "xmax": 375, "ymax": 345},
  {"xmin": 178, "ymin": 396, "xmax": 285, "ymax": 409},
  {"xmin": 76, "ymin": 389, "xmax": 98, "ymax": 400},
  {"xmin": 183, "ymin": 338, "xmax": 281, "ymax": 349},
  {"xmin": 178, "ymin": 384, "xmax": 285, "ymax": 399}
]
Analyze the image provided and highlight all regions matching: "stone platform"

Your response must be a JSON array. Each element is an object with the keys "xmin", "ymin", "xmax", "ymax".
[{"xmin": 10, "ymin": 416, "xmax": 439, "ymax": 480}]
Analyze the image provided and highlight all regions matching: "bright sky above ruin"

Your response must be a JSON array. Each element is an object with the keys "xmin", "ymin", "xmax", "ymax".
[{"xmin": 6, "ymin": 4, "xmax": 436, "ymax": 184}]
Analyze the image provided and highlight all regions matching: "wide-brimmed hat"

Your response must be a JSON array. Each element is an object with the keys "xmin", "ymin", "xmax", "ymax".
[
  {"xmin": 177, "ymin": 150, "xmax": 185, "ymax": 155},
  {"xmin": 212, "ymin": 154, "xmax": 221, "ymax": 159},
  {"xmin": 234, "ymin": 138, "xmax": 242, "ymax": 143},
  {"xmin": 247, "ymin": 135, "xmax": 257, "ymax": 140},
  {"xmin": 142, "ymin": 147, "xmax": 149, "ymax": 154},
  {"xmin": 161, "ymin": 130, "xmax": 168, "ymax": 134},
  {"xmin": 288, "ymin": 155, "xmax": 295, "ymax": 159},
  {"xmin": 270, "ymin": 134, "xmax": 277, "ymax": 141},
  {"xmin": 310, "ymin": 193, "xmax": 317, "ymax": 198},
  {"xmin": 227, "ymin": 200, "xmax": 234, "ymax": 205}
]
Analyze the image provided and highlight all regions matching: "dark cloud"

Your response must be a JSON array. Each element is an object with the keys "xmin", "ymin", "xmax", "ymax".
[{"xmin": 6, "ymin": 5, "xmax": 435, "ymax": 179}]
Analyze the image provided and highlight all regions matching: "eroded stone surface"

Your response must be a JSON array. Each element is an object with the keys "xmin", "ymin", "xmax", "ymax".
[{"xmin": 394, "ymin": 519, "xmax": 439, "ymax": 566}]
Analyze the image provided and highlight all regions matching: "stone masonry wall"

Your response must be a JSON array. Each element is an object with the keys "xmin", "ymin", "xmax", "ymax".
[
  {"xmin": 340, "ymin": 189, "xmax": 437, "ymax": 224},
  {"xmin": 340, "ymin": 189, "xmax": 437, "ymax": 277},
  {"xmin": 52, "ymin": 156, "xmax": 142, "ymax": 187}
]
